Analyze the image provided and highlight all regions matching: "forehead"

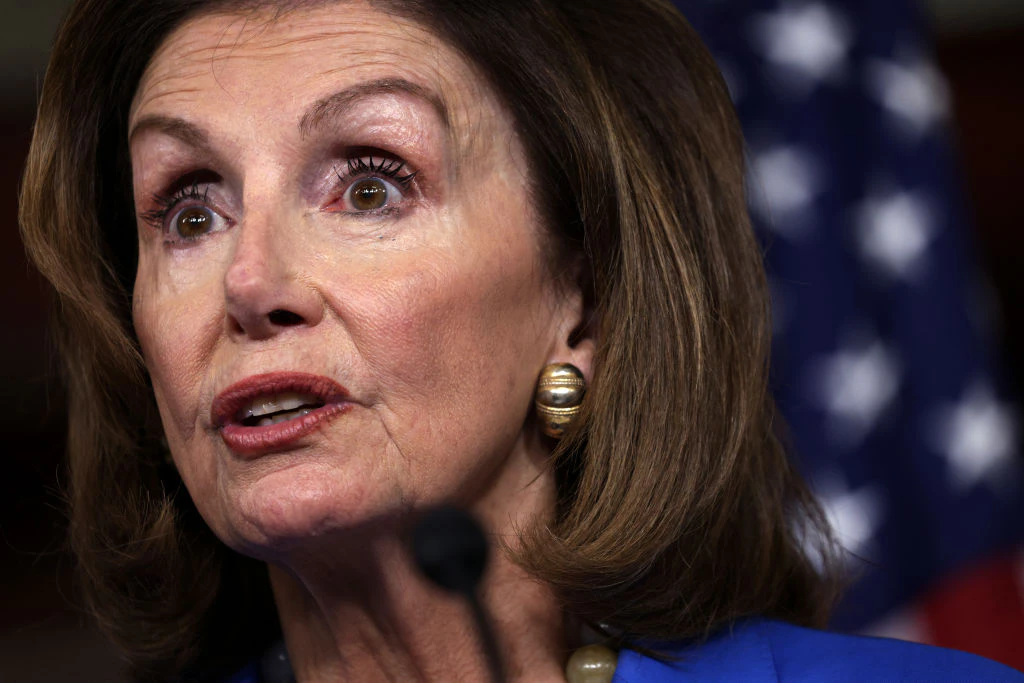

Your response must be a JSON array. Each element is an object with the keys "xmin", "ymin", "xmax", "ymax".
[{"xmin": 129, "ymin": 1, "xmax": 498, "ymax": 137}]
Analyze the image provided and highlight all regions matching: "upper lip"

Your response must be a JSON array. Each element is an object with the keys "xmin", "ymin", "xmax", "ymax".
[{"xmin": 211, "ymin": 372, "xmax": 350, "ymax": 428}]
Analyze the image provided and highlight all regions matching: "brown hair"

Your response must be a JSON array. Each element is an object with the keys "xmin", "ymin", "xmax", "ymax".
[{"xmin": 19, "ymin": 0, "xmax": 840, "ymax": 679}]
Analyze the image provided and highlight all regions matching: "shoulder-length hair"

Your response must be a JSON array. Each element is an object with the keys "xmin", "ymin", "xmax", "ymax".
[{"xmin": 20, "ymin": 0, "xmax": 840, "ymax": 678}]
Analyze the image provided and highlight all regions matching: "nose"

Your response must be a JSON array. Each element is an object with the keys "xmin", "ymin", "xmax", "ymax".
[{"xmin": 223, "ymin": 209, "xmax": 323, "ymax": 341}]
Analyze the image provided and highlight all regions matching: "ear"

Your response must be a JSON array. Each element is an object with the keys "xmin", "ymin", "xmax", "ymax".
[{"xmin": 545, "ymin": 268, "xmax": 597, "ymax": 384}]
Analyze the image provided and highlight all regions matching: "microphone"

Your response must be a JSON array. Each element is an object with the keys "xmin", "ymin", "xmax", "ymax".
[{"xmin": 411, "ymin": 506, "xmax": 506, "ymax": 683}]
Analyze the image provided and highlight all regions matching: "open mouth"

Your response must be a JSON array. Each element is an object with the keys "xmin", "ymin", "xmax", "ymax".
[
  {"xmin": 237, "ymin": 392, "xmax": 327, "ymax": 427},
  {"xmin": 211, "ymin": 372, "xmax": 351, "ymax": 455}
]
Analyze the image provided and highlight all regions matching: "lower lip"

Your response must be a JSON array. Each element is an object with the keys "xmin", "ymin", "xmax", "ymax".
[{"xmin": 219, "ymin": 403, "xmax": 351, "ymax": 456}]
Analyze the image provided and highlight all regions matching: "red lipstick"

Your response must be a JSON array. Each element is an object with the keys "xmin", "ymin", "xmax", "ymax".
[{"xmin": 212, "ymin": 372, "xmax": 351, "ymax": 456}]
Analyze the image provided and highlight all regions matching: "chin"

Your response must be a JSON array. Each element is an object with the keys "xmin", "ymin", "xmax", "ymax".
[{"xmin": 215, "ymin": 459, "xmax": 403, "ymax": 560}]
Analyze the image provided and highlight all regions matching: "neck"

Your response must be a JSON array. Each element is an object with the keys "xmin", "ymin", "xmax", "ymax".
[
  {"xmin": 268, "ymin": 465, "xmax": 568, "ymax": 682},
  {"xmin": 270, "ymin": 550, "xmax": 566, "ymax": 682}
]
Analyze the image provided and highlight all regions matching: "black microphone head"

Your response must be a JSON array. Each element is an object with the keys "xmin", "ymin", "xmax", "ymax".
[{"xmin": 411, "ymin": 505, "xmax": 489, "ymax": 596}]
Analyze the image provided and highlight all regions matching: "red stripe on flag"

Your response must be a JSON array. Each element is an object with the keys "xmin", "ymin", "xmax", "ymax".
[{"xmin": 921, "ymin": 550, "xmax": 1024, "ymax": 672}]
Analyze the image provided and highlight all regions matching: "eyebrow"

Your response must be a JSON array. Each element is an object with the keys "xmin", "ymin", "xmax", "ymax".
[
  {"xmin": 298, "ymin": 77, "xmax": 450, "ymax": 138},
  {"xmin": 129, "ymin": 77, "xmax": 450, "ymax": 148},
  {"xmin": 129, "ymin": 114, "xmax": 211, "ymax": 149}
]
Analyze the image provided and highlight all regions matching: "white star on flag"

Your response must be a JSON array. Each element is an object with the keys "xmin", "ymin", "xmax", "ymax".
[
  {"xmin": 822, "ymin": 484, "xmax": 884, "ymax": 559},
  {"xmin": 856, "ymin": 189, "xmax": 934, "ymax": 281},
  {"xmin": 800, "ymin": 474, "xmax": 884, "ymax": 569},
  {"xmin": 812, "ymin": 338, "xmax": 901, "ymax": 447},
  {"xmin": 930, "ymin": 382, "xmax": 1019, "ymax": 493},
  {"xmin": 748, "ymin": 145, "xmax": 821, "ymax": 238},
  {"xmin": 748, "ymin": 2, "xmax": 852, "ymax": 94},
  {"xmin": 866, "ymin": 52, "xmax": 950, "ymax": 139}
]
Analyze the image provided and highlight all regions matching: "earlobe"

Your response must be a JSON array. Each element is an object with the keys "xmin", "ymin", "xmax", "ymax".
[
  {"xmin": 532, "ymin": 279, "xmax": 595, "ymax": 438},
  {"xmin": 560, "ymin": 336, "xmax": 595, "ymax": 389},
  {"xmin": 547, "ymin": 278, "xmax": 597, "ymax": 386}
]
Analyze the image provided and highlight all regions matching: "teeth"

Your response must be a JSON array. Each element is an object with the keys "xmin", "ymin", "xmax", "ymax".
[
  {"xmin": 256, "ymin": 407, "xmax": 314, "ymax": 427},
  {"xmin": 243, "ymin": 393, "xmax": 320, "ymax": 419}
]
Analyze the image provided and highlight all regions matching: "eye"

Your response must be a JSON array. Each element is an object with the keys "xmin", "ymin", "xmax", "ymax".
[
  {"xmin": 329, "ymin": 156, "xmax": 417, "ymax": 216},
  {"xmin": 139, "ymin": 173, "xmax": 230, "ymax": 245},
  {"xmin": 167, "ymin": 203, "xmax": 228, "ymax": 242},
  {"xmin": 173, "ymin": 206, "xmax": 214, "ymax": 238},
  {"xmin": 344, "ymin": 176, "xmax": 404, "ymax": 212}
]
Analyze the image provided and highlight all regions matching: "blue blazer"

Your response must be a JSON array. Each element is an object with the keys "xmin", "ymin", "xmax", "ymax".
[
  {"xmin": 614, "ymin": 619, "xmax": 1023, "ymax": 681},
  {"xmin": 224, "ymin": 618, "xmax": 1022, "ymax": 681}
]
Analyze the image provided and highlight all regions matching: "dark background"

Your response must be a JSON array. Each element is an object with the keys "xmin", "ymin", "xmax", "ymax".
[{"xmin": 2, "ymin": 1, "xmax": 1023, "ymax": 681}]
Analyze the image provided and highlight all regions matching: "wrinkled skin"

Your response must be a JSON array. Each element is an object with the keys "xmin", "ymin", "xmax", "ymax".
[{"xmin": 130, "ymin": 2, "xmax": 592, "ymax": 680}]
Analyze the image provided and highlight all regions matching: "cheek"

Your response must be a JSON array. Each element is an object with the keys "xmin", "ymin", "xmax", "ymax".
[
  {"xmin": 133, "ymin": 260, "xmax": 223, "ymax": 437},
  {"xmin": 336, "ymin": 223, "xmax": 552, "ymax": 460},
  {"xmin": 135, "ymin": 270, "xmax": 230, "ymax": 531}
]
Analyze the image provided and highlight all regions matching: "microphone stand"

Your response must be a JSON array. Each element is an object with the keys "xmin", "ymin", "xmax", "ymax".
[{"xmin": 411, "ymin": 506, "xmax": 507, "ymax": 683}]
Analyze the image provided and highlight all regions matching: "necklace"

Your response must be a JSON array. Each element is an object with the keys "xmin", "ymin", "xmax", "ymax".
[
  {"xmin": 259, "ymin": 641, "xmax": 618, "ymax": 682},
  {"xmin": 565, "ymin": 644, "xmax": 618, "ymax": 683}
]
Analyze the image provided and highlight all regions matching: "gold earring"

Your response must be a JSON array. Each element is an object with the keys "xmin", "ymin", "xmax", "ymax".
[{"xmin": 534, "ymin": 363, "xmax": 586, "ymax": 439}]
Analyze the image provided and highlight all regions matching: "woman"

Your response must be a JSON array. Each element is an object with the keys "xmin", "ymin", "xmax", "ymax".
[{"xmin": 18, "ymin": 0, "xmax": 1021, "ymax": 680}]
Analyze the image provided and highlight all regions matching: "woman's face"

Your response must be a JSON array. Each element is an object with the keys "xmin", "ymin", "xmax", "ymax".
[{"xmin": 129, "ymin": 2, "xmax": 583, "ymax": 558}]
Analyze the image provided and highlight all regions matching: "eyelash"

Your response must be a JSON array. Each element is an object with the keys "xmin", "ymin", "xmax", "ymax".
[
  {"xmin": 140, "ymin": 155, "xmax": 420, "ymax": 242},
  {"xmin": 331, "ymin": 155, "xmax": 418, "ymax": 212},
  {"xmin": 340, "ymin": 155, "xmax": 417, "ymax": 183},
  {"xmin": 140, "ymin": 180, "xmax": 211, "ymax": 236}
]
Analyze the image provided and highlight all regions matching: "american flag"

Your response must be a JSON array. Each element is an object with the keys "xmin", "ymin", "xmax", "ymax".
[{"xmin": 675, "ymin": 0, "xmax": 1024, "ymax": 669}]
